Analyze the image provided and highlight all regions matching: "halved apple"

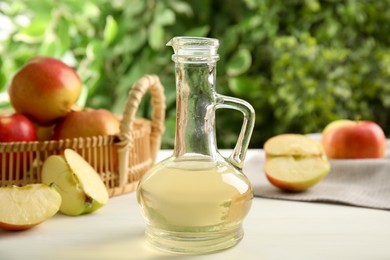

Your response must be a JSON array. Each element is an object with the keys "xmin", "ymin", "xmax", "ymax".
[
  {"xmin": 264, "ymin": 134, "xmax": 331, "ymax": 192},
  {"xmin": 41, "ymin": 149, "xmax": 109, "ymax": 216},
  {"xmin": 0, "ymin": 184, "xmax": 61, "ymax": 230}
]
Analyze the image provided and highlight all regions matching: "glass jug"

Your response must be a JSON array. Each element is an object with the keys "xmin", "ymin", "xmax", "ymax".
[{"xmin": 136, "ymin": 36, "xmax": 255, "ymax": 254}]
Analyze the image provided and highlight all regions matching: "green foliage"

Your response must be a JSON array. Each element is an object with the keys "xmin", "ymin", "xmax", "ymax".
[{"xmin": 1, "ymin": 0, "xmax": 390, "ymax": 148}]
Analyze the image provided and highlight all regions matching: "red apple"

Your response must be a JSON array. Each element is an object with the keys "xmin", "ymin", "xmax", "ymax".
[
  {"xmin": 52, "ymin": 108, "xmax": 120, "ymax": 139},
  {"xmin": 264, "ymin": 134, "xmax": 330, "ymax": 192},
  {"xmin": 0, "ymin": 113, "xmax": 38, "ymax": 180},
  {"xmin": 322, "ymin": 120, "xmax": 386, "ymax": 159},
  {"xmin": 8, "ymin": 57, "xmax": 82, "ymax": 126},
  {"xmin": 52, "ymin": 108, "xmax": 120, "ymax": 169}
]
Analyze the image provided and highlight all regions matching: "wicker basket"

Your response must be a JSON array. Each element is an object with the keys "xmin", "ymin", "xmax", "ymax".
[{"xmin": 0, "ymin": 75, "xmax": 165, "ymax": 197}]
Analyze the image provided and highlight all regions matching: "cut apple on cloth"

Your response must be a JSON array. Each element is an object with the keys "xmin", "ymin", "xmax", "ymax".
[
  {"xmin": 0, "ymin": 184, "xmax": 61, "ymax": 231},
  {"xmin": 264, "ymin": 134, "xmax": 331, "ymax": 192},
  {"xmin": 42, "ymin": 149, "xmax": 109, "ymax": 216}
]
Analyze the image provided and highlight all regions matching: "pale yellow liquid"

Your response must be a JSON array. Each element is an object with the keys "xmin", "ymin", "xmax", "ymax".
[{"xmin": 137, "ymin": 157, "xmax": 253, "ymax": 253}]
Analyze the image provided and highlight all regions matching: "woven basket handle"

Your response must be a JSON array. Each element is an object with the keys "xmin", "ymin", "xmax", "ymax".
[{"xmin": 117, "ymin": 75, "xmax": 165, "ymax": 187}]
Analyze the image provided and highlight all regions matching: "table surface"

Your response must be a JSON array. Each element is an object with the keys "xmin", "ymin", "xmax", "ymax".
[{"xmin": 1, "ymin": 150, "xmax": 390, "ymax": 260}]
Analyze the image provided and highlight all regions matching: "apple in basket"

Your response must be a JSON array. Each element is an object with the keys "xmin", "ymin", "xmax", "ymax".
[
  {"xmin": 322, "ymin": 119, "xmax": 386, "ymax": 159},
  {"xmin": 264, "ymin": 134, "xmax": 331, "ymax": 192},
  {"xmin": 51, "ymin": 108, "xmax": 120, "ymax": 168},
  {"xmin": 0, "ymin": 113, "xmax": 38, "ymax": 179},
  {"xmin": 52, "ymin": 108, "xmax": 120, "ymax": 139},
  {"xmin": 0, "ymin": 184, "xmax": 61, "ymax": 230},
  {"xmin": 8, "ymin": 56, "xmax": 82, "ymax": 126},
  {"xmin": 41, "ymin": 149, "xmax": 109, "ymax": 216}
]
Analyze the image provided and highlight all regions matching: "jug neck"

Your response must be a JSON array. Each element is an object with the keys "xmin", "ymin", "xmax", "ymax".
[{"xmin": 169, "ymin": 37, "xmax": 220, "ymax": 158}]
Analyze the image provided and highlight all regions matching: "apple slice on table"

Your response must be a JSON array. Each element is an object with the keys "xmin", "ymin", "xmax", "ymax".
[
  {"xmin": 0, "ymin": 184, "xmax": 61, "ymax": 231},
  {"xmin": 264, "ymin": 134, "xmax": 331, "ymax": 192},
  {"xmin": 41, "ymin": 149, "xmax": 109, "ymax": 216}
]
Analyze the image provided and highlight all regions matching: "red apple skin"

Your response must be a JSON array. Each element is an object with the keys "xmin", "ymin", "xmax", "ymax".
[
  {"xmin": 0, "ymin": 113, "xmax": 38, "ymax": 179},
  {"xmin": 0, "ymin": 221, "xmax": 39, "ymax": 231},
  {"xmin": 322, "ymin": 120, "xmax": 386, "ymax": 159},
  {"xmin": 51, "ymin": 109, "xmax": 120, "ymax": 168},
  {"xmin": 8, "ymin": 57, "xmax": 82, "ymax": 126},
  {"xmin": 52, "ymin": 108, "xmax": 120, "ymax": 139},
  {"xmin": 0, "ymin": 113, "xmax": 38, "ymax": 142},
  {"xmin": 265, "ymin": 174, "xmax": 318, "ymax": 192}
]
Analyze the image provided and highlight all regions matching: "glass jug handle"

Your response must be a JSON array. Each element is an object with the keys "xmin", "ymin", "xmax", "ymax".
[{"xmin": 215, "ymin": 94, "xmax": 255, "ymax": 170}]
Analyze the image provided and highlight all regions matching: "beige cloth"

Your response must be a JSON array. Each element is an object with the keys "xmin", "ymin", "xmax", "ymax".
[{"xmin": 244, "ymin": 135, "xmax": 390, "ymax": 211}]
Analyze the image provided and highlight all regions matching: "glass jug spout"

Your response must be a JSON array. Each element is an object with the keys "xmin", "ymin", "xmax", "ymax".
[{"xmin": 167, "ymin": 36, "xmax": 220, "ymax": 63}]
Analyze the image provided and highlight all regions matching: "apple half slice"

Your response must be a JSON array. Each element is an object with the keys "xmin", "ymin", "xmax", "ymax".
[
  {"xmin": 0, "ymin": 184, "xmax": 61, "ymax": 230},
  {"xmin": 264, "ymin": 134, "xmax": 331, "ymax": 192},
  {"xmin": 41, "ymin": 149, "xmax": 109, "ymax": 216}
]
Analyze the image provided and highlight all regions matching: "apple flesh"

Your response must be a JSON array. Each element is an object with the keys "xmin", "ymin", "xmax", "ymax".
[
  {"xmin": 264, "ymin": 134, "xmax": 325, "ymax": 157},
  {"xmin": 8, "ymin": 57, "xmax": 82, "ymax": 126},
  {"xmin": 0, "ymin": 113, "xmax": 38, "ymax": 180},
  {"xmin": 41, "ymin": 149, "xmax": 109, "ymax": 216},
  {"xmin": 264, "ymin": 134, "xmax": 331, "ymax": 192},
  {"xmin": 0, "ymin": 184, "xmax": 61, "ymax": 231},
  {"xmin": 322, "ymin": 120, "xmax": 386, "ymax": 159}
]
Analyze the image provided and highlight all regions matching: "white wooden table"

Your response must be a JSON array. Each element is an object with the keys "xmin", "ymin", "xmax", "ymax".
[{"xmin": 1, "ymin": 150, "xmax": 389, "ymax": 260}]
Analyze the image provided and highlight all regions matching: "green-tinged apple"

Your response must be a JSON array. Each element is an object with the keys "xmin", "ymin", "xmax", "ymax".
[
  {"xmin": 41, "ymin": 149, "xmax": 109, "ymax": 216},
  {"xmin": 322, "ymin": 119, "xmax": 386, "ymax": 159},
  {"xmin": 8, "ymin": 57, "xmax": 82, "ymax": 126},
  {"xmin": 51, "ymin": 108, "xmax": 120, "ymax": 139},
  {"xmin": 264, "ymin": 134, "xmax": 331, "ymax": 192},
  {"xmin": 0, "ymin": 184, "xmax": 61, "ymax": 230},
  {"xmin": 0, "ymin": 113, "xmax": 38, "ymax": 179},
  {"xmin": 35, "ymin": 124, "xmax": 55, "ymax": 141}
]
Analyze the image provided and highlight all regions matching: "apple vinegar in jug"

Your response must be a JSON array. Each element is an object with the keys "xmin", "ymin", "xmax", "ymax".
[
  {"xmin": 137, "ymin": 37, "xmax": 255, "ymax": 254},
  {"xmin": 138, "ymin": 158, "xmax": 253, "ymax": 231}
]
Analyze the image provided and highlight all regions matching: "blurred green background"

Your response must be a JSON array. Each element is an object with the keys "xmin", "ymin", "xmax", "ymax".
[{"xmin": 1, "ymin": 0, "xmax": 390, "ymax": 149}]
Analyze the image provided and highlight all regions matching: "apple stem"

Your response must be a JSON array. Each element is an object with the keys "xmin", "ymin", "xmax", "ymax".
[{"xmin": 355, "ymin": 115, "xmax": 362, "ymax": 123}]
